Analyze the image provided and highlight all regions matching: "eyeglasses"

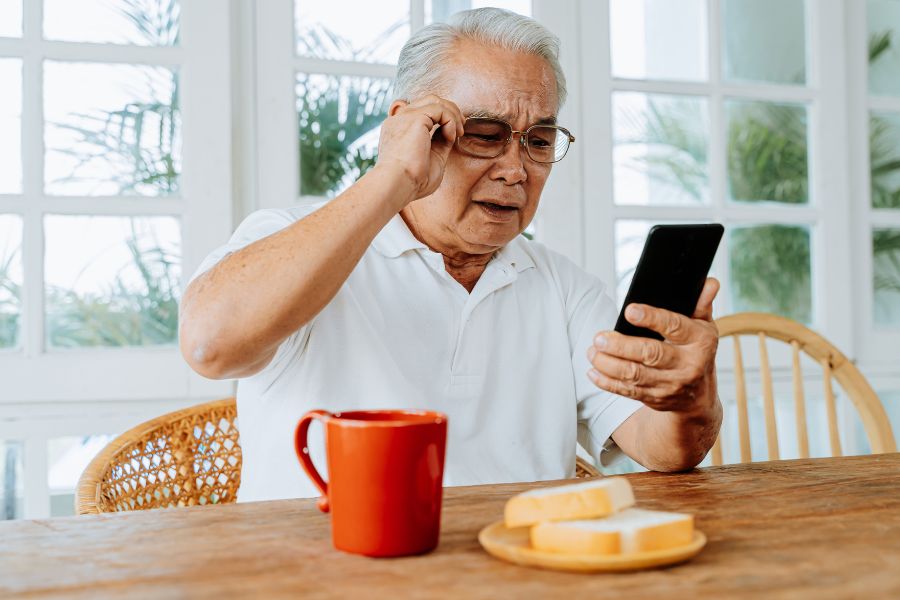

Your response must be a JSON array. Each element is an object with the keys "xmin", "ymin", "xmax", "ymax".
[{"xmin": 456, "ymin": 117, "xmax": 575, "ymax": 164}]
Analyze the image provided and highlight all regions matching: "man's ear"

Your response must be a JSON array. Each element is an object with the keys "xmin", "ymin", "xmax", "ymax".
[{"xmin": 388, "ymin": 99, "xmax": 408, "ymax": 117}]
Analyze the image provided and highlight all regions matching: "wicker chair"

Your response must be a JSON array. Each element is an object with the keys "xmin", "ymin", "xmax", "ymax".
[
  {"xmin": 710, "ymin": 312, "xmax": 897, "ymax": 465},
  {"xmin": 77, "ymin": 398, "xmax": 600, "ymax": 515},
  {"xmin": 76, "ymin": 398, "xmax": 241, "ymax": 515}
]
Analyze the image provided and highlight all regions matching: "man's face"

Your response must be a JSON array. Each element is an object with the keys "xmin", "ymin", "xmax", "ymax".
[{"xmin": 408, "ymin": 40, "xmax": 560, "ymax": 255}]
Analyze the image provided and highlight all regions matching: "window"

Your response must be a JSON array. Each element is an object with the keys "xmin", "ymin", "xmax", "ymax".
[
  {"xmin": 256, "ymin": 0, "xmax": 533, "ymax": 209},
  {"xmin": 0, "ymin": 0, "xmax": 232, "ymax": 519},
  {"xmin": 598, "ymin": 0, "xmax": 816, "ymax": 324},
  {"xmin": 866, "ymin": 2, "xmax": 900, "ymax": 332}
]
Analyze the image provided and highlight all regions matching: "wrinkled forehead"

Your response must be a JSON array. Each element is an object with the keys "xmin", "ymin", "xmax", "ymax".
[{"xmin": 436, "ymin": 40, "xmax": 559, "ymax": 126}]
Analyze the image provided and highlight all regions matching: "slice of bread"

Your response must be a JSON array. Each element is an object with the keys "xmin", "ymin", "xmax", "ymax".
[
  {"xmin": 530, "ymin": 508, "xmax": 694, "ymax": 555},
  {"xmin": 504, "ymin": 477, "xmax": 635, "ymax": 528}
]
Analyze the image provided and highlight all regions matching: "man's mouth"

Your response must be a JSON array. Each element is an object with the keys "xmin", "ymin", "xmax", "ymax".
[
  {"xmin": 474, "ymin": 201, "xmax": 519, "ymax": 212},
  {"xmin": 474, "ymin": 200, "xmax": 519, "ymax": 221}
]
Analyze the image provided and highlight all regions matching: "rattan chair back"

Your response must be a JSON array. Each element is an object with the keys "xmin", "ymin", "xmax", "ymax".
[
  {"xmin": 711, "ymin": 312, "xmax": 896, "ymax": 465},
  {"xmin": 77, "ymin": 396, "xmax": 600, "ymax": 515},
  {"xmin": 76, "ymin": 398, "xmax": 241, "ymax": 515}
]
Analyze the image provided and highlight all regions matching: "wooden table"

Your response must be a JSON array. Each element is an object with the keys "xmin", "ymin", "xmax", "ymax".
[{"xmin": 2, "ymin": 454, "xmax": 899, "ymax": 599}]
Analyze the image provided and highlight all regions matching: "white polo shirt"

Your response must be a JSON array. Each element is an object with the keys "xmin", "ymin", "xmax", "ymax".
[{"xmin": 191, "ymin": 202, "xmax": 642, "ymax": 502}]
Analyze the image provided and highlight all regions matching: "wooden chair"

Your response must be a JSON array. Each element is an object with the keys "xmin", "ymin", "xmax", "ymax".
[
  {"xmin": 711, "ymin": 312, "xmax": 896, "ymax": 466},
  {"xmin": 575, "ymin": 455, "xmax": 601, "ymax": 477},
  {"xmin": 77, "ymin": 397, "xmax": 599, "ymax": 515},
  {"xmin": 76, "ymin": 398, "xmax": 241, "ymax": 515}
]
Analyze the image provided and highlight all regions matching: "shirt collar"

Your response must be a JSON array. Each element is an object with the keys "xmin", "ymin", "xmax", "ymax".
[
  {"xmin": 371, "ymin": 213, "xmax": 428, "ymax": 258},
  {"xmin": 372, "ymin": 213, "xmax": 536, "ymax": 273},
  {"xmin": 494, "ymin": 236, "xmax": 536, "ymax": 273}
]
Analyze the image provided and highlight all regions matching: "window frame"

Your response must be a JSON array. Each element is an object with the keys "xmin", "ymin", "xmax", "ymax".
[
  {"xmin": 847, "ymin": 4, "xmax": 900, "ymax": 367},
  {"xmin": 0, "ymin": 0, "xmax": 234, "ymax": 518}
]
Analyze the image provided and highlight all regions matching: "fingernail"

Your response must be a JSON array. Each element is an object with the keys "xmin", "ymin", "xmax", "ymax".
[
  {"xmin": 587, "ymin": 368, "xmax": 600, "ymax": 381},
  {"xmin": 587, "ymin": 346, "xmax": 597, "ymax": 360},
  {"xmin": 594, "ymin": 334, "xmax": 607, "ymax": 349},
  {"xmin": 627, "ymin": 305, "xmax": 645, "ymax": 322}
]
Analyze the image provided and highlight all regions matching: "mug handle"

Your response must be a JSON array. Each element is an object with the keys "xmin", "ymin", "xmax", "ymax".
[{"xmin": 294, "ymin": 409, "xmax": 331, "ymax": 513}]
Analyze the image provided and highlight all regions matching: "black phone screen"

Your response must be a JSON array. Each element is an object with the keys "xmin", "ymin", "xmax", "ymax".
[{"xmin": 614, "ymin": 224, "xmax": 724, "ymax": 340}]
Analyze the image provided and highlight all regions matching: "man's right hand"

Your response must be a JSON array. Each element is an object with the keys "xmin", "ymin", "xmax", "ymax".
[{"xmin": 375, "ymin": 95, "xmax": 466, "ymax": 203}]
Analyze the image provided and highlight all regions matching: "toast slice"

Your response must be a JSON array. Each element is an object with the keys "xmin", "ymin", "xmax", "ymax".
[
  {"xmin": 530, "ymin": 508, "xmax": 694, "ymax": 555},
  {"xmin": 504, "ymin": 477, "xmax": 635, "ymax": 528}
]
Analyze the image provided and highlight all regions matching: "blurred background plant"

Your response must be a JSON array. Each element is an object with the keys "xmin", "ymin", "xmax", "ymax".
[
  {"xmin": 296, "ymin": 73, "xmax": 392, "ymax": 196},
  {"xmin": 45, "ymin": 229, "xmax": 180, "ymax": 348},
  {"xmin": 618, "ymin": 30, "xmax": 900, "ymax": 323},
  {"xmin": 0, "ymin": 244, "xmax": 20, "ymax": 348},
  {"xmin": 295, "ymin": 20, "xmax": 402, "ymax": 197}
]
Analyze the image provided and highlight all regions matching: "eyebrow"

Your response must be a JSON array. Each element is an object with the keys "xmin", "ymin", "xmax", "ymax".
[{"xmin": 465, "ymin": 109, "xmax": 558, "ymax": 126}]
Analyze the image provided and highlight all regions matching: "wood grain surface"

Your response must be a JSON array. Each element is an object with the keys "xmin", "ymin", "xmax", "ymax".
[{"xmin": 3, "ymin": 454, "xmax": 900, "ymax": 599}]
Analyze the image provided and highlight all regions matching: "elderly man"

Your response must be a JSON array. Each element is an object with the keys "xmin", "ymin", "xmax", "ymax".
[{"xmin": 180, "ymin": 8, "xmax": 722, "ymax": 502}]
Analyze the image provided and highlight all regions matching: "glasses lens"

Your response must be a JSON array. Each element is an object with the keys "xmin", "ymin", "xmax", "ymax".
[
  {"xmin": 527, "ymin": 126, "xmax": 569, "ymax": 163},
  {"xmin": 458, "ymin": 119, "xmax": 510, "ymax": 157}
]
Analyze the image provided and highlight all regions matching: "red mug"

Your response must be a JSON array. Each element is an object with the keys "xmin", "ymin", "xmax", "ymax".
[{"xmin": 294, "ymin": 409, "xmax": 448, "ymax": 557}]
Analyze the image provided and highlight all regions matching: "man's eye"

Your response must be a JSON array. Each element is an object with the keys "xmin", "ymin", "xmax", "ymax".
[
  {"xmin": 529, "ymin": 138, "xmax": 552, "ymax": 147},
  {"xmin": 468, "ymin": 133, "xmax": 503, "ymax": 142}
]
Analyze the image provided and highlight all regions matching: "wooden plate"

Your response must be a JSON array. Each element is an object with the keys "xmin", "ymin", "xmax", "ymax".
[{"xmin": 478, "ymin": 521, "xmax": 707, "ymax": 573}]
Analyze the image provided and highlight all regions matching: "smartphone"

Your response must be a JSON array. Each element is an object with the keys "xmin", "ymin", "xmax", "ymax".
[{"xmin": 614, "ymin": 224, "xmax": 724, "ymax": 340}]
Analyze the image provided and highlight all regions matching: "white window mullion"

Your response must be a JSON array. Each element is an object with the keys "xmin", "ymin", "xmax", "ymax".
[
  {"xmin": 21, "ymin": 0, "xmax": 44, "ymax": 361},
  {"xmin": 846, "ymin": 2, "xmax": 896, "ymax": 366},
  {"xmin": 22, "ymin": 437, "xmax": 49, "ymax": 520},
  {"xmin": 40, "ymin": 41, "xmax": 182, "ymax": 66},
  {"xmin": 410, "ymin": 0, "xmax": 425, "ymax": 32},
  {"xmin": 580, "ymin": 0, "xmax": 616, "ymax": 286},
  {"xmin": 231, "ymin": 0, "xmax": 260, "ymax": 224},
  {"xmin": 179, "ymin": 0, "xmax": 233, "ymax": 275},
  {"xmin": 532, "ymin": 0, "xmax": 584, "ymax": 266},
  {"xmin": 178, "ymin": 0, "xmax": 236, "ymax": 401},
  {"xmin": 809, "ymin": 0, "xmax": 854, "ymax": 350},
  {"xmin": 33, "ymin": 196, "xmax": 185, "ymax": 216},
  {"xmin": 869, "ymin": 96, "xmax": 900, "ymax": 112},
  {"xmin": 256, "ymin": 0, "xmax": 298, "ymax": 211},
  {"xmin": 293, "ymin": 57, "xmax": 397, "ymax": 79},
  {"xmin": 613, "ymin": 204, "xmax": 819, "ymax": 224},
  {"xmin": 871, "ymin": 210, "xmax": 900, "ymax": 228},
  {"xmin": 613, "ymin": 78, "xmax": 814, "ymax": 104},
  {"xmin": 0, "ymin": 37, "xmax": 24, "ymax": 57},
  {"xmin": 707, "ymin": 0, "xmax": 731, "ymax": 313}
]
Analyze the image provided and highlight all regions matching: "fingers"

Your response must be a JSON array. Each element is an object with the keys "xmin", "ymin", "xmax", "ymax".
[
  {"xmin": 692, "ymin": 277, "xmax": 720, "ymax": 321},
  {"xmin": 586, "ymin": 367, "xmax": 670, "ymax": 404},
  {"xmin": 590, "ymin": 331, "xmax": 678, "ymax": 369},
  {"xmin": 587, "ymin": 350, "xmax": 679, "ymax": 395},
  {"xmin": 404, "ymin": 95, "xmax": 466, "ymax": 142},
  {"xmin": 624, "ymin": 303, "xmax": 697, "ymax": 344}
]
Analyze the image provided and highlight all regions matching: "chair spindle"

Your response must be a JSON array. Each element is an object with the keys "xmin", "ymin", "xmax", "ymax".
[
  {"xmin": 822, "ymin": 360, "xmax": 843, "ymax": 457},
  {"xmin": 791, "ymin": 340, "xmax": 810, "ymax": 458},
  {"xmin": 733, "ymin": 336, "xmax": 752, "ymax": 463},
  {"xmin": 758, "ymin": 333, "xmax": 780, "ymax": 460}
]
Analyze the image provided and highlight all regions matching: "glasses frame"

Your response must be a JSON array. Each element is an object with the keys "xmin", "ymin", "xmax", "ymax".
[{"xmin": 455, "ymin": 117, "xmax": 576, "ymax": 164}]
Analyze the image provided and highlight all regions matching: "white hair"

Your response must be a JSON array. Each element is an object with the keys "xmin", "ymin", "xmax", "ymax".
[{"xmin": 394, "ymin": 7, "xmax": 567, "ymax": 109}]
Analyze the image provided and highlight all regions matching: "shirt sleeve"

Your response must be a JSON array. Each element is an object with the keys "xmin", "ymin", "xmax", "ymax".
[
  {"xmin": 566, "ymin": 275, "xmax": 643, "ymax": 468},
  {"xmin": 185, "ymin": 206, "xmax": 317, "ymax": 372},
  {"xmin": 188, "ymin": 208, "xmax": 299, "ymax": 284}
]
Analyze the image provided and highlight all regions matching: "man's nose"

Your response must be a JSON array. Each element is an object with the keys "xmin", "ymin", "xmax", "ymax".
[{"xmin": 490, "ymin": 135, "xmax": 528, "ymax": 184}]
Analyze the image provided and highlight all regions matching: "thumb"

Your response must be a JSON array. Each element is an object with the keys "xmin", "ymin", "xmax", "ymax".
[{"xmin": 692, "ymin": 277, "xmax": 720, "ymax": 322}]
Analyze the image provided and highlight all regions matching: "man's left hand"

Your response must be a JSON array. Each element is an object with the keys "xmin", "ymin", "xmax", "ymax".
[{"xmin": 586, "ymin": 278, "xmax": 720, "ymax": 413}]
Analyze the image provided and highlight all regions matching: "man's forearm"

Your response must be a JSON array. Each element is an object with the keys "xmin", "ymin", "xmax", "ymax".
[
  {"xmin": 180, "ymin": 164, "xmax": 415, "ymax": 379},
  {"xmin": 613, "ymin": 372, "xmax": 722, "ymax": 472}
]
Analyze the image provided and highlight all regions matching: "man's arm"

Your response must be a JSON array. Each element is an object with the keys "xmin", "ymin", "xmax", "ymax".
[
  {"xmin": 180, "ymin": 96, "xmax": 466, "ymax": 379},
  {"xmin": 587, "ymin": 278, "xmax": 723, "ymax": 471}
]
